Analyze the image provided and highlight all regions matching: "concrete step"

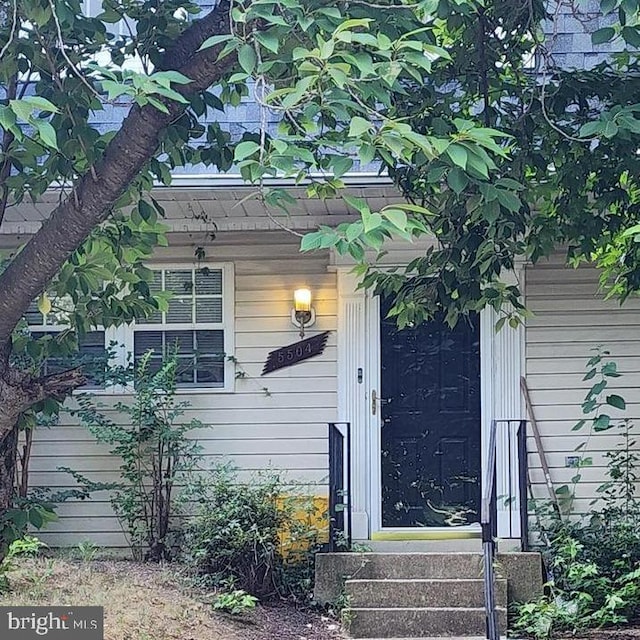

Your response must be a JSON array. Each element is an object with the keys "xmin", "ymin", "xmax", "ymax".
[
  {"xmin": 345, "ymin": 578, "xmax": 508, "ymax": 608},
  {"xmin": 346, "ymin": 606, "xmax": 508, "ymax": 638},
  {"xmin": 359, "ymin": 539, "xmax": 482, "ymax": 553},
  {"xmin": 342, "ymin": 553, "xmax": 486, "ymax": 580}
]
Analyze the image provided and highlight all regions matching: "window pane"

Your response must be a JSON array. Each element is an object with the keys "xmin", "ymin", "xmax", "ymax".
[
  {"xmin": 196, "ymin": 357, "xmax": 224, "ymax": 385},
  {"xmin": 134, "ymin": 331, "xmax": 163, "ymax": 357},
  {"xmin": 32, "ymin": 331, "xmax": 106, "ymax": 388},
  {"xmin": 149, "ymin": 271, "xmax": 163, "ymax": 293},
  {"xmin": 165, "ymin": 270, "xmax": 194, "ymax": 295},
  {"xmin": 196, "ymin": 298, "xmax": 222, "ymax": 323},
  {"xmin": 195, "ymin": 330, "xmax": 224, "ymax": 356},
  {"xmin": 176, "ymin": 356, "xmax": 196, "ymax": 384},
  {"xmin": 195, "ymin": 269, "xmax": 222, "ymax": 295},
  {"xmin": 146, "ymin": 273, "xmax": 164, "ymax": 324},
  {"xmin": 195, "ymin": 331, "xmax": 224, "ymax": 387},
  {"xmin": 25, "ymin": 301, "xmax": 43, "ymax": 326},
  {"xmin": 78, "ymin": 331, "xmax": 107, "ymax": 386},
  {"xmin": 167, "ymin": 297, "xmax": 194, "ymax": 323},
  {"xmin": 134, "ymin": 328, "xmax": 226, "ymax": 388},
  {"xmin": 165, "ymin": 330, "xmax": 195, "ymax": 354},
  {"xmin": 144, "ymin": 308, "xmax": 163, "ymax": 324}
]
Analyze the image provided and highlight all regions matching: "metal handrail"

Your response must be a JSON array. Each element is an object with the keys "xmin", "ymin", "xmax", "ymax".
[
  {"xmin": 482, "ymin": 419, "xmax": 530, "ymax": 640},
  {"xmin": 328, "ymin": 422, "xmax": 352, "ymax": 551},
  {"xmin": 482, "ymin": 420, "xmax": 500, "ymax": 640}
]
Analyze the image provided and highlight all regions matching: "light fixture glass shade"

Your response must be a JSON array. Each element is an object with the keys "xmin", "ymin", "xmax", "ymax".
[{"xmin": 294, "ymin": 288, "xmax": 312, "ymax": 312}]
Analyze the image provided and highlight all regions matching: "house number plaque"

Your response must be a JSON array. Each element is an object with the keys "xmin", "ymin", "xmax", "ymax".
[{"xmin": 262, "ymin": 331, "xmax": 330, "ymax": 375}]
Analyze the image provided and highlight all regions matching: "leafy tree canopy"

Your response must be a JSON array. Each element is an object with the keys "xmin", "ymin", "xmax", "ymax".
[
  {"xmin": 0, "ymin": 0, "xmax": 511, "ymax": 417},
  {"xmin": 0, "ymin": 0, "xmax": 638, "ymax": 454},
  {"xmin": 306, "ymin": 0, "xmax": 640, "ymax": 329}
]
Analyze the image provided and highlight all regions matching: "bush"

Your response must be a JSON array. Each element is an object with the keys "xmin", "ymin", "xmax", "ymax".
[
  {"xmin": 212, "ymin": 590, "xmax": 259, "ymax": 615},
  {"xmin": 68, "ymin": 352, "xmax": 203, "ymax": 561},
  {"xmin": 0, "ymin": 536, "xmax": 46, "ymax": 592},
  {"xmin": 513, "ymin": 350, "xmax": 640, "ymax": 638},
  {"xmin": 182, "ymin": 465, "xmax": 325, "ymax": 602}
]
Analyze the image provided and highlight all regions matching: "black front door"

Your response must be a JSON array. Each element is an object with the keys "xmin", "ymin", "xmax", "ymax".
[{"xmin": 380, "ymin": 297, "xmax": 481, "ymax": 528}]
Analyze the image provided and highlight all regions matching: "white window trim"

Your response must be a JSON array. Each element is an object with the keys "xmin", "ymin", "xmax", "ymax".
[{"xmin": 120, "ymin": 262, "xmax": 236, "ymax": 394}]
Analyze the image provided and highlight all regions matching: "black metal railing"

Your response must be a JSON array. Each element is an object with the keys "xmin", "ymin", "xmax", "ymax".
[
  {"xmin": 482, "ymin": 419, "xmax": 529, "ymax": 640},
  {"xmin": 495, "ymin": 419, "xmax": 530, "ymax": 549},
  {"xmin": 328, "ymin": 422, "xmax": 352, "ymax": 552}
]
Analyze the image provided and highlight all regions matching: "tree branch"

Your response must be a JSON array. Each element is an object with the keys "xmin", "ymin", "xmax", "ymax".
[{"xmin": 0, "ymin": 1, "xmax": 235, "ymax": 365}]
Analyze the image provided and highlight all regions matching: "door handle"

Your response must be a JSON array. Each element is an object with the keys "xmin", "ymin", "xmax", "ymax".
[{"xmin": 372, "ymin": 390, "xmax": 392, "ymax": 415}]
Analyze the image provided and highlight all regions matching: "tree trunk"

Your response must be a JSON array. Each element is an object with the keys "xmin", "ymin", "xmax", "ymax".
[
  {"xmin": 0, "ymin": 1, "xmax": 234, "ymax": 434},
  {"xmin": 0, "ymin": 425, "xmax": 18, "ymax": 554},
  {"xmin": 0, "ymin": 0, "xmax": 237, "ymax": 559},
  {"xmin": 0, "ymin": 2, "xmax": 234, "ymax": 353}
]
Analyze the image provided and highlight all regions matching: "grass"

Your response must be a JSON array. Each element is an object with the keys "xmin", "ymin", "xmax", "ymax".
[
  {"xmin": 0, "ymin": 557, "xmax": 252, "ymax": 640},
  {"xmin": 0, "ymin": 556, "xmax": 343, "ymax": 640}
]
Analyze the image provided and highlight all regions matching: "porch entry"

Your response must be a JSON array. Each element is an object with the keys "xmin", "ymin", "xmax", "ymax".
[{"xmin": 379, "ymin": 296, "xmax": 482, "ymax": 528}]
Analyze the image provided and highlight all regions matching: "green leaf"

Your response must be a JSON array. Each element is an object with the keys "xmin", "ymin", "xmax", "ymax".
[
  {"xmin": 9, "ymin": 99, "xmax": 35, "ymax": 122},
  {"xmin": 234, "ymin": 141, "xmax": 260, "ymax": 161},
  {"xmin": 35, "ymin": 121, "xmax": 58, "ymax": 150},
  {"xmin": 362, "ymin": 209, "xmax": 382, "ymax": 233},
  {"xmin": 621, "ymin": 26, "xmax": 640, "ymax": 47},
  {"xmin": 255, "ymin": 31, "xmax": 280, "ymax": 54},
  {"xmin": 348, "ymin": 116, "xmax": 372, "ymax": 138},
  {"xmin": 301, "ymin": 232, "xmax": 324, "ymax": 251},
  {"xmin": 606, "ymin": 394, "xmax": 626, "ymax": 410},
  {"xmin": 572, "ymin": 419, "xmax": 586, "ymax": 431},
  {"xmin": 199, "ymin": 34, "xmax": 235, "ymax": 51},
  {"xmin": 602, "ymin": 362, "xmax": 621, "ymax": 377},
  {"xmin": 343, "ymin": 194, "xmax": 368, "ymax": 213},
  {"xmin": 382, "ymin": 209, "xmax": 408, "ymax": 232},
  {"xmin": 238, "ymin": 44, "xmax": 257, "ymax": 74},
  {"xmin": 592, "ymin": 27, "xmax": 616, "ymax": 44},
  {"xmin": 22, "ymin": 96, "xmax": 59, "ymax": 113},
  {"xmin": 589, "ymin": 379, "xmax": 608, "ymax": 397},
  {"xmin": 447, "ymin": 168, "xmax": 468, "ymax": 195},
  {"xmin": 446, "ymin": 144, "xmax": 468, "ymax": 169},
  {"xmin": 330, "ymin": 156, "xmax": 353, "ymax": 178},
  {"xmin": 579, "ymin": 120, "xmax": 603, "ymax": 138},
  {"xmin": 593, "ymin": 414, "xmax": 612, "ymax": 431}
]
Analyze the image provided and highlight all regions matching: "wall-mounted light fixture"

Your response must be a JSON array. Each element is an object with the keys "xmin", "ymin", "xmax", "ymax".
[{"xmin": 291, "ymin": 288, "xmax": 315, "ymax": 338}]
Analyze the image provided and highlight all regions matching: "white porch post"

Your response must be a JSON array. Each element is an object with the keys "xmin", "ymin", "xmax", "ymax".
[
  {"xmin": 336, "ymin": 268, "xmax": 370, "ymax": 539},
  {"xmin": 489, "ymin": 269, "xmax": 526, "ymax": 539}
]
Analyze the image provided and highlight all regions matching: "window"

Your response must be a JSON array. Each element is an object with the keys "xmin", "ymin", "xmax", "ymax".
[
  {"xmin": 25, "ymin": 297, "xmax": 106, "ymax": 388},
  {"xmin": 132, "ymin": 266, "xmax": 233, "ymax": 390}
]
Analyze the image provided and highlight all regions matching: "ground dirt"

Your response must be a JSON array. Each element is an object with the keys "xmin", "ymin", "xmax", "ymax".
[{"xmin": 0, "ymin": 558, "xmax": 344, "ymax": 640}]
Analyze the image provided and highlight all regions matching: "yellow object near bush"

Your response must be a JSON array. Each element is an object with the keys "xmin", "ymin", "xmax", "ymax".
[{"xmin": 276, "ymin": 494, "xmax": 329, "ymax": 560}]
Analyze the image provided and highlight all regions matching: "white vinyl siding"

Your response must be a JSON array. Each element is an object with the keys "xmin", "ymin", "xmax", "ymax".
[
  {"xmin": 525, "ymin": 256, "xmax": 640, "ymax": 515},
  {"xmin": 29, "ymin": 236, "xmax": 337, "ymax": 547}
]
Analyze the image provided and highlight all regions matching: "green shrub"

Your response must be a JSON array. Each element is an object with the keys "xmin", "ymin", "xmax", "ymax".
[
  {"xmin": 0, "ymin": 536, "xmax": 46, "ymax": 592},
  {"xmin": 212, "ymin": 590, "xmax": 259, "ymax": 615},
  {"xmin": 513, "ymin": 350, "xmax": 640, "ymax": 637},
  {"xmin": 68, "ymin": 352, "xmax": 203, "ymax": 562},
  {"xmin": 182, "ymin": 465, "xmax": 324, "ymax": 602}
]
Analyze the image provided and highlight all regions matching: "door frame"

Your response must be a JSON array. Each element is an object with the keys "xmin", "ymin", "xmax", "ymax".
[
  {"xmin": 366, "ymin": 294, "xmax": 493, "ymax": 538},
  {"xmin": 336, "ymin": 265, "xmax": 525, "ymax": 541}
]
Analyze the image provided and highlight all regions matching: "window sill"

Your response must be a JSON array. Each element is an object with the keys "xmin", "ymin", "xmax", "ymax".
[{"xmin": 73, "ymin": 385, "xmax": 235, "ymax": 396}]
